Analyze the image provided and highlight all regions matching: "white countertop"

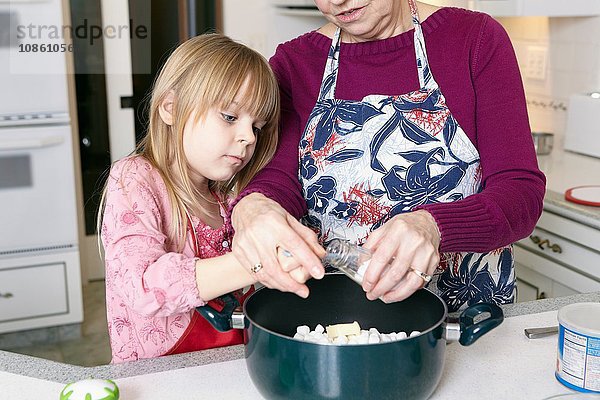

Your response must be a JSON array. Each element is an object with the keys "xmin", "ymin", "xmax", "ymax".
[
  {"xmin": 537, "ymin": 148, "xmax": 600, "ymax": 229},
  {"xmin": 0, "ymin": 309, "xmax": 583, "ymax": 400},
  {"xmin": 3, "ymin": 292, "xmax": 600, "ymax": 399},
  {"xmin": 538, "ymin": 148, "xmax": 600, "ymax": 195}
]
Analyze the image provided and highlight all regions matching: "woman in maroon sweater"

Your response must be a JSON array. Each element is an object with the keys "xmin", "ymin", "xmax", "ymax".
[{"xmin": 230, "ymin": 0, "xmax": 545, "ymax": 311}]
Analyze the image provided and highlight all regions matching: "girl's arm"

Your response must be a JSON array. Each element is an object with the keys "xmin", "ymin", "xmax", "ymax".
[
  {"xmin": 194, "ymin": 252, "xmax": 255, "ymax": 301},
  {"xmin": 102, "ymin": 158, "xmax": 253, "ymax": 318}
]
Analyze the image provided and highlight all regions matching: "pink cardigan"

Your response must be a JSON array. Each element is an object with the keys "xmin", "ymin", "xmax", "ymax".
[{"xmin": 101, "ymin": 156, "xmax": 229, "ymax": 363}]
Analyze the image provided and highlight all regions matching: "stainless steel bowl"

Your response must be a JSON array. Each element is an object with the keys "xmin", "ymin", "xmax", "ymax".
[{"xmin": 532, "ymin": 132, "xmax": 554, "ymax": 155}]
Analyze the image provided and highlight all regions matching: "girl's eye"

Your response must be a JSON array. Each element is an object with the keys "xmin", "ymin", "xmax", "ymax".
[
  {"xmin": 252, "ymin": 126, "xmax": 262, "ymax": 136},
  {"xmin": 221, "ymin": 113, "xmax": 236, "ymax": 122}
]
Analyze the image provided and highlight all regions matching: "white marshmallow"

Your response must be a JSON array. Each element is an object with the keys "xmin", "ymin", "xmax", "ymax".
[
  {"xmin": 368, "ymin": 333, "xmax": 381, "ymax": 344},
  {"xmin": 381, "ymin": 334, "xmax": 392, "ymax": 343},
  {"xmin": 369, "ymin": 328, "xmax": 380, "ymax": 335},
  {"xmin": 295, "ymin": 323, "xmax": 415, "ymax": 345},
  {"xmin": 333, "ymin": 335, "xmax": 349, "ymax": 345},
  {"xmin": 297, "ymin": 325, "xmax": 310, "ymax": 336}
]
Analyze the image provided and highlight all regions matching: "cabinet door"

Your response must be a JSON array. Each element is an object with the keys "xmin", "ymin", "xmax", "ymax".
[
  {"xmin": 514, "ymin": 245, "xmax": 600, "ymax": 294},
  {"xmin": 515, "ymin": 263, "xmax": 553, "ymax": 302},
  {"xmin": 0, "ymin": 251, "xmax": 82, "ymax": 334},
  {"xmin": 0, "ymin": 263, "xmax": 67, "ymax": 323},
  {"xmin": 520, "ymin": 225, "xmax": 600, "ymax": 281},
  {"xmin": 552, "ymin": 282, "xmax": 578, "ymax": 298}
]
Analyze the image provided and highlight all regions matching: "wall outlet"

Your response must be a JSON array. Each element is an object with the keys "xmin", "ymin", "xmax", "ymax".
[{"xmin": 525, "ymin": 45, "xmax": 548, "ymax": 81}]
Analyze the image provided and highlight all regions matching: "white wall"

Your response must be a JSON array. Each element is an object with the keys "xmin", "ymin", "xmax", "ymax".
[
  {"xmin": 222, "ymin": 0, "xmax": 272, "ymax": 56},
  {"xmin": 499, "ymin": 16, "xmax": 600, "ymax": 145},
  {"xmin": 222, "ymin": 0, "xmax": 325, "ymax": 58},
  {"xmin": 222, "ymin": 3, "xmax": 600, "ymax": 147}
]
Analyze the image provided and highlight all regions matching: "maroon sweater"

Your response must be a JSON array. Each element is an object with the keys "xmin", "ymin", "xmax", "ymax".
[{"xmin": 236, "ymin": 7, "xmax": 545, "ymax": 253}]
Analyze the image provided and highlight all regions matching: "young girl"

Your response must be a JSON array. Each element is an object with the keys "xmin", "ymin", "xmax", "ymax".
[{"xmin": 99, "ymin": 33, "xmax": 281, "ymax": 363}]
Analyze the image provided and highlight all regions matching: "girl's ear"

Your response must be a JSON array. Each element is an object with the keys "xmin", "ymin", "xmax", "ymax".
[{"xmin": 158, "ymin": 90, "xmax": 175, "ymax": 125}]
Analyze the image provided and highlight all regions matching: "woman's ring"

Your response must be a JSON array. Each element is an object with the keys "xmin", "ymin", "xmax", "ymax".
[
  {"xmin": 410, "ymin": 268, "xmax": 432, "ymax": 283},
  {"xmin": 251, "ymin": 263, "xmax": 263, "ymax": 273}
]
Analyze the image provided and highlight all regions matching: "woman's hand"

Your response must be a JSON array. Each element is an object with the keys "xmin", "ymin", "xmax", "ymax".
[
  {"xmin": 362, "ymin": 210, "xmax": 441, "ymax": 303},
  {"xmin": 231, "ymin": 193, "xmax": 326, "ymax": 298}
]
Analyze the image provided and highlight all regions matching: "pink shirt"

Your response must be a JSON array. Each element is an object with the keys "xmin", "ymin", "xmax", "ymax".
[{"xmin": 101, "ymin": 156, "xmax": 230, "ymax": 363}]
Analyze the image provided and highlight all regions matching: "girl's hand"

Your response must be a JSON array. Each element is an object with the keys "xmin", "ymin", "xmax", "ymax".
[
  {"xmin": 278, "ymin": 247, "xmax": 313, "ymax": 284},
  {"xmin": 362, "ymin": 210, "xmax": 441, "ymax": 303},
  {"xmin": 231, "ymin": 193, "xmax": 325, "ymax": 298}
]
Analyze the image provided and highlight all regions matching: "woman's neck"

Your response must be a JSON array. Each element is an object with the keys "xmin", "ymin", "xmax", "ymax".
[{"xmin": 319, "ymin": 1, "xmax": 439, "ymax": 42}]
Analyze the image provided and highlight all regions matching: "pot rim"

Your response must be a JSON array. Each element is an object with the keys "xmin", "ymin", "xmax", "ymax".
[{"xmin": 242, "ymin": 273, "xmax": 449, "ymax": 346}]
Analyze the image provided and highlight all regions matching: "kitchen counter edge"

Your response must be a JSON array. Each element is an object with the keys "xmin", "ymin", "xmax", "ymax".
[
  {"xmin": 544, "ymin": 189, "xmax": 600, "ymax": 229},
  {"xmin": 1, "ymin": 291, "xmax": 599, "ymax": 384}
]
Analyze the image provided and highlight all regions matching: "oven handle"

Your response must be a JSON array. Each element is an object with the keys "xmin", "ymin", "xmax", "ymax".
[{"xmin": 0, "ymin": 135, "xmax": 65, "ymax": 151}]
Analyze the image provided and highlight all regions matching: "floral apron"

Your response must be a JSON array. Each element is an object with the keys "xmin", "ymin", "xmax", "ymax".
[{"xmin": 298, "ymin": 0, "xmax": 515, "ymax": 312}]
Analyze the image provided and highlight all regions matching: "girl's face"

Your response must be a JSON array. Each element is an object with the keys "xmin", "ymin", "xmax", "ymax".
[
  {"xmin": 182, "ymin": 80, "xmax": 265, "ymax": 187},
  {"xmin": 313, "ymin": 0, "xmax": 404, "ymax": 42}
]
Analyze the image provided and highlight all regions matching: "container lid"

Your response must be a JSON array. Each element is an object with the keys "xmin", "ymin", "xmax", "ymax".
[
  {"xmin": 543, "ymin": 394, "xmax": 600, "ymax": 399},
  {"xmin": 565, "ymin": 186, "xmax": 600, "ymax": 207},
  {"xmin": 558, "ymin": 303, "xmax": 600, "ymax": 336}
]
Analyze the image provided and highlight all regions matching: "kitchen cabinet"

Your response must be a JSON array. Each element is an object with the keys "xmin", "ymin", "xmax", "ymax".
[
  {"xmin": 515, "ymin": 209, "xmax": 600, "ymax": 302},
  {"xmin": 0, "ymin": 251, "xmax": 83, "ymax": 334},
  {"xmin": 421, "ymin": 0, "xmax": 600, "ymax": 17}
]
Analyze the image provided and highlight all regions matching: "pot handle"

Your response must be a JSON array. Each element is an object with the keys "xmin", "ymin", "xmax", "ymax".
[
  {"xmin": 458, "ymin": 303, "xmax": 504, "ymax": 346},
  {"xmin": 195, "ymin": 293, "xmax": 239, "ymax": 332}
]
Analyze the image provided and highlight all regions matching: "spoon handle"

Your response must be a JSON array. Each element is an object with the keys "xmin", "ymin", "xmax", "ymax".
[{"xmin": 524, "ymin": 326, "xmax": 559, "ymax": 339}]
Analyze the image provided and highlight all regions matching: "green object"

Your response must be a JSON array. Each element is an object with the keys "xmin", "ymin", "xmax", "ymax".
[{"xmin": 60, "ymin": 378, "xmax": 119, "ymax": 400}]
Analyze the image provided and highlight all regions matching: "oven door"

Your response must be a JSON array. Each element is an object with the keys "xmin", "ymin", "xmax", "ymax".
[{"xmin": 0, "ymin": 124, "xmax": 78, "ymax": 254}]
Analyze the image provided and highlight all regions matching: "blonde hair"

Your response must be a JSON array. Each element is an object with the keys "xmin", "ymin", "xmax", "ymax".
[{"xmin": 99, "ymin": 33, "xmax": 279, "ymax": 250}]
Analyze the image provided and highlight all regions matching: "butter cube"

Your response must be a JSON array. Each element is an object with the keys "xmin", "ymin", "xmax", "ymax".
[{"xmin": 326, "ymin": 321, "xmax": 361, "ymax": 339}]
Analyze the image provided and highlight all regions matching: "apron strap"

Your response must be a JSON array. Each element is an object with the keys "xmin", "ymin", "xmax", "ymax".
[
  {"xmin": 409, "ymin": 0, "xmax": 439, "ymax": 91},
  {"xmin": 317, "ymin": 0, "xmax": 439, "ymax": 99},
  {"xmin": 317, "ymin": 27, "xmax": 342, "ymax": 101}
]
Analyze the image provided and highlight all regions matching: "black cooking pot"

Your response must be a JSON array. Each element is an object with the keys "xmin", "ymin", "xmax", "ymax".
[{"xmin": 197, "ymin": 273, "xmax": 503, "ymax": 400}]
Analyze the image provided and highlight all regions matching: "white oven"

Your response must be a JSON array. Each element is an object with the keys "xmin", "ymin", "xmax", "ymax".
[
  {"xmin": 0, "ymin": 0, "xmax": 69, "ymax": 116},
  {"xmin": 0, "ymin": 0, "xmax": 82, "ymax": 334},
  {"xmin": 0, "ymin": 121, "xmax": 77, "ymax": 254}
]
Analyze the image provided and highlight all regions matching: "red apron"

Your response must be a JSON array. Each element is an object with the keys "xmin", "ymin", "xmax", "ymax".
[
  {"xmin": 165, "ymin": 212, "xmax": 253, "ymax": 355},
  {"xmin": 165, "ymin": 290, "xmax": 253, "ymax": 355}
]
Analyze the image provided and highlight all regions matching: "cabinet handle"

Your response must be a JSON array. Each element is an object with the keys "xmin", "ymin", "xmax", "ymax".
[
  {"xmin": 0, "ymin": 292, "xmax": 14, "ymax": 299},
  {"xmin": 549, "ymin": 243, "xmax": 562, "ymax": 253},
  {"xmin": 538, "ymin": 291, "xmax": 547, "ymax": 300},
  {"xmin": 530, "ymin": 235, "xmax": 542, "ymax": 245},
  {"xmin": 529, "ymin": 235, "xmax": 562, "ymax": 253}
]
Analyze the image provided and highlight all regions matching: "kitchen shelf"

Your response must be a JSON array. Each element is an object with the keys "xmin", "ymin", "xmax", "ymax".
[
  {"xmin": 277, "ymin": 1, "xmax": 600, "ymax": 18},
  {"xmin": 421, "ymin": 0, "xmax": 600, "ymax": 17},
  {"xmin": 274, "ymin": 6, "xmax": 323, "ymax": 17}
]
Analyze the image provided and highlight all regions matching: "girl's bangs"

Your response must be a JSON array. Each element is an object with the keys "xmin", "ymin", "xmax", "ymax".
[
  {"xmin": 214, "ymin": 61, "xmax": 277, "ymax": 123},
  {"xmin": 241, "ymin": 68, "xmax": 278, "ymax": 122}
]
